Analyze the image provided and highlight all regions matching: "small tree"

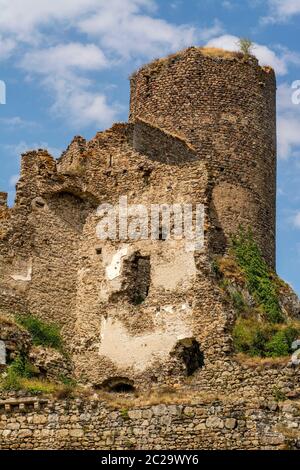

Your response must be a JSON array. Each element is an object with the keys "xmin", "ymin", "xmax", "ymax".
[{"xmin": 238, "ymin": 38, "xmax": 253, "ymax": 57}]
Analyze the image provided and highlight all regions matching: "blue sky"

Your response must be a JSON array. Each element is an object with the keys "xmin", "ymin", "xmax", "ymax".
[{"xmin": 0, "ymin": 0, "xmax": 300, "ymax": 294}]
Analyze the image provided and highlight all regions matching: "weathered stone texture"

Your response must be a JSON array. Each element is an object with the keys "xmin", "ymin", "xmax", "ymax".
[
  {"xmin": 130, "ymin": 47, "xmax": 276, "ymax": 267},
  {"xmin": 0, "ymin": 396, "xmax": 300, "ymax": 450},
  {"xmin": 0, "ymin": 47, "xmax": 296, "ymax": 394},
  {"xmin": 0, "ymin": 317, "xmax": 31, "ymax": 364}
]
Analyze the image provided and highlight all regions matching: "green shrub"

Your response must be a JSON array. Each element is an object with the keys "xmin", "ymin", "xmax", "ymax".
[
  {"xmin": 9, "ymin": 353, "xmax": 38, "ymax": 378},
  {"xmin": 120, "ymin": 408, "xmax": 130, "ymax": 421},
  {"xmin": 59, "ymin": 375, "xmax": 77, "ymax": 387},
  {"xmin": 266, "ymin": 327, "xmax": 299, "ymax": 358},
  {"xmin": 230, "ymin": 289, "xmax": 247, "ymax": 313},
  {"xmin": 0, "ymin": 353, "xmax": 39, "ymax": 391},
  {"xmin": 272, "ymin": 387, "xmax": 286, "ymax": 402},
  {"xmin": 238, "ymin": 38, "xmax": 253, "ymax": 56},
  {"xmin": 20, "ymin": 378, "xmax": 56, "ymax": 395},
  {"xmin": 16, "ymin": 315, "xmax": 63, "ymax": 350},
  {"xmin": 231, "ymin": 229, "xmax": 283, "ymax": 323},
  {"xmin": 233, "ymin": 318, "xmax": 269, "ymax": 356},
  {"xmin": 0, "ymin": 356, "xmax": 67, "ymax": 395},
  {"xmin": 0, "ymin": 368, "xmax": 22, "ymax": 391},
  {"xmin": 233, "ymin": 318, "xmax": 299, "ymax": 358}
]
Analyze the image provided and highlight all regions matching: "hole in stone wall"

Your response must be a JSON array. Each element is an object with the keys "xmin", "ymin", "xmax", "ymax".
[
  {"xmin": 101, "ymin": 377, "xmax": 135, "ymax": 393},
  {"xmin": 95, "ymin": 248, "xmax": 102, "ymax": 255},
  {"xmin": 124, "ymin": 253, "xmax": 151, "ymax": 305},
  {"xmin": 143, "ymin": 168, "xmax": 152, "ymax": 185},
  {"xmin": 171, "ymin": 338, "xmax": 204, "ymax": 376}
]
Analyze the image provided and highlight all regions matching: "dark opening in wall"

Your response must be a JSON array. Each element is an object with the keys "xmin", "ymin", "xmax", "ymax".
[
  {"xmin": 143, "ymin": 168, "xmax": 152, "ymax": 185},
  {"xmin": 171, "ymin": 338, "xmax": 204, "ymax": 376},
  {"xmin": 101, "ymin": 377, "xmax": 135, "ymax": 393},
  {"xmin": 124, "ymin": 253, "xmax": 151, "ymax": 305}
]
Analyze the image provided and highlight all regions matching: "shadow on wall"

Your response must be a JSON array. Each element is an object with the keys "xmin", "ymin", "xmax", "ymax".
[
  {"xmin": 100, "ymin": 377, "xmax": 136, "ymax": 393},
  {"xmin": 47, "ymin": 191, "xmax": 95, "ymax": 233},
  {"xmin": 171, "ymin": 338, "xmax": 205, "ymax": 376}
]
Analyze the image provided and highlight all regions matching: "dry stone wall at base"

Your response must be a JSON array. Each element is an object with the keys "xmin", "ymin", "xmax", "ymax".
[
  {"xmin": 0, "ymin": 396, "xmax": 300, "ymax": 450},
  {"xmin": 191, "ymin": 360, "xmax": 300, "ymax": 400}
]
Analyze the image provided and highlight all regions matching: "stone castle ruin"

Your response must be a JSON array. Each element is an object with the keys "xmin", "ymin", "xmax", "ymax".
[
  {"xmin": 0, "ymin": 45, "xmax": 286, "ymax": 385},
  {"xmin": 1, "ymin": 47, "xmax": 300, "ymax": 450}
]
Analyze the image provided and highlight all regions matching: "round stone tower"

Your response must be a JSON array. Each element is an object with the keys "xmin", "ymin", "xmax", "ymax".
[{"xmin": 129, "ymin": 47, "xmax": 277, "ymax": 267}]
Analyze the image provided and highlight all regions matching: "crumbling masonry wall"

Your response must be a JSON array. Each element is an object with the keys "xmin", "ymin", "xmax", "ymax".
[
  {"xmin": 1, "ymin": 396, "xmax": 300, "ymax": 450},
  {"xmin": 130, "ymin": 47, "xmax": 277, "ymax": 267},
  {"xmin": 0, "ymin": 47, "xmax": 283, "ymax": 391}
]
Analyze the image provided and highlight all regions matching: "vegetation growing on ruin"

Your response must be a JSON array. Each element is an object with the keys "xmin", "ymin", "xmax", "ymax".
[
  {"xmin": 0, "ymin": 353, "xmax": 44, "ymax": 393},
  {"xmin": 233, "ymin": 319, "xmax": 298, "ymax": 358},
  {"xmin": 0, "ymin": 353, "xmax": 75, "ymax": 396},
  {"xmin": 131, "ymin": 46, "xmax": 257, "ymax": 80},
  {"xmin": 16, "ymin": 315, "xmax": 63, "ymax": 351},
  {"xmin": 238, "ymin": 38, "xmax": 254, "ymax": 57},
  {"xmin": 231, "ymin": 229, "xmax": 283, "ymax": 323},
  {"xmin": 213, "ymin": 229, "xmax": 300, "ymax": 358}
]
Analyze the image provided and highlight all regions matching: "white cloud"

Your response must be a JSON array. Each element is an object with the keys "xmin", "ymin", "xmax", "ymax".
[
  {"xmin": 0, "ymin": 0, "xmax": 223, "ymax": 128},
  {"xmin": 0, "ymin": 0, "xmax": 101, "ymax": 42},
  {"xmin": 79, "ymin": 3, "xmax": 223, "ymax": 59},
  {"xmin": 222, "ymin": 1, "xmax": 234, "ymax": 9},
  {"xmin": 0, "ymin": 36, "xmax": 16, "ymax": 60},
  {"xmin": 0, "ymin": 0, "xmax": 197, "ymax": 57},
  {"xmin": 293, "ymin": 211, "xmax": 300, "ymax": 228},
  {"xmin": 262, "ymin": 0, "xmax": 300, "ymax": 24},
  {"xmin": 0, "ymin": 116, "xmax": 37, "ymax": 129},
  {"xmin": 50, "ymin": 80, "xmax": 120, "ymax": 129},
  {"xmin": 0, "ymin": 0, "xmax": 221, "ymax": 59},
  {"xmin": 277, "ymin": 83, "xmax": 300, "ymax": 159},
  {"xmin": 20, "ymin": 43, "xmax": 108, "ymax": 75},
  {"xmin": 5, "ymin": 141, "xmax": 62, "ymax": 159},
  {"xmin": 78, "ymin": 1, "xmax": 195, "ymax": 59},
  {"xmin": 19, "ymin": 43, "xmax": 118, "ymax": 129},
  {"xmin": 205, "ymin": 34, "xmax": 295, "ymax": 75}
]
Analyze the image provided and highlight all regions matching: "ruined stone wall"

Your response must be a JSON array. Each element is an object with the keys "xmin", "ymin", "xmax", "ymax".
[
  {"xmin": 130, "ymin": 48, "xmax": 277, "ymax": 267},
  {"xmin": 1, "ymin": 395, "xmax": 300, "ymax": 450},
  {"xmin": 67, "ymin": 125, "xmax": 231, "ymax": 388},
  {"xmin": 0, "ymin": 124, "xmax": 233, "ymax": 387},
  {"xmin": 0, "ymin": 150, "xmax": 95, "ymax": 346},
  {"xmin": 190, "ymin": 359, "xmax": 300, "ymax": 400},
  {"xmin": 0, "ymin": 48, "xmax": 282, "ymax": 390}
]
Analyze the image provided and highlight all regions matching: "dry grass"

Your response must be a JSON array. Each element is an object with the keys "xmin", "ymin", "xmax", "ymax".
[
  {"xmin": 85, "ymin": 386, "xmax": 244, "ymax": 410},
  {"xmin": 20, "ymin": 378, "xmax": 58, "ymax": 395},
  {"xmin": 199, "ymin": 47, "xmax": 243, "ymax": 59},
  {"xmin": 131, "ymin": 46, "xmax": 270, "ymax": 80},
  {"xmin": 233, "ymin": 353, "xmax": 289, "ymax": 367},
  {"xmin": 262, "ymin": 66, "xmax": 274, "ymax": 74},
  {"xmin": 0, "ymin": 314, "xmax": 18, "ymax": 327},
  {"xmin": 217, "ymin": 255, "xmax": 246, "ymax": 285}
]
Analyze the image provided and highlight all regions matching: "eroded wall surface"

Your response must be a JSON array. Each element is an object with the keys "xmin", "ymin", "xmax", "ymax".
[
  {"xmin": 130, "ymin": 48, "xmax": 277, "ymax": 267},
  {"xmin": 0, "ymin": 396, "xmax": 299, "ymax": 450},
  {"xmin": 0, "ymin": 49, "xmax": 279, "ymax": 388}
]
